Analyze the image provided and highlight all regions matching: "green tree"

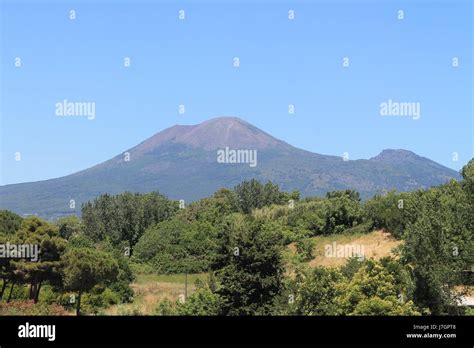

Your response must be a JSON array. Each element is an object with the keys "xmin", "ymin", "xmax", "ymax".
[
  {"xmin": 398, "ymin": 165, "xmax": 473, "ymax": 314},
  {"xmin": 12, "ymin": 217, "xmax": 66, "ymax": 303},
  {"xmin": 81, "ymin": 191, "xmax": 177, "ymax": 255},
  {"xmin": 0, "ymin": 210, "xmax": 22, "ymax": 235},
  {"xmin": 461, "ymin": 158, "xmax": 474, "ymax": 199},
  {"xmin": 290, "ymin": 266, "xmax": 345, "ymax": 315},
  {"xmin": 233, "ymin": 180, "xmax": 291, "ymax": 214},
  {"xmin": 335, "ymin": 259, "xmax": 420, "ymax": 315},
  {"xmin": 211, "ymin": 215, "xmax": 284, "ymax": 315},
  {"xmin": 326, "ymin": 190, "xmax": 361, "ymax": 202},
  {"xmin": 134, "ymin": 218, "xmax": 217, "ymax": 274},
  {"xmin": 364, "ymin": 191, "xmax": 421, "ymax": 239},
  {"xmin": 54, "ymin": 215, "xmax": 83, "ymax": 240},
  {"xmin": 62, "ymin": 248, "xmax": 119, "ymax": 315},
  {"xmin": 0, "ymin": 234, "xmax": 15, "ymax": 300},
  {"xmin": 95, "ymin": 241, "xmax": 135, "ymax": 303},
  {"xmin": 323, "ymin": 193, "xmax": 364, "ymax": 234},
  {"xmin": 402, "ymin": 192, "xmax": 468, "ymax": 314},
  {"xmin": 177, "ymin": 189, "xmax": 238, "ymax": 225},
  {"xmin": 460, "ymin": 159, "xmax": 474, "ymax": 284},
  {"xmin": 351, "ymin": 296, "xmax": 419, "ymax": 315}
]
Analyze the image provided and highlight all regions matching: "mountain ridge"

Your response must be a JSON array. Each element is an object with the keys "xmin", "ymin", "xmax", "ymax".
[{"xmin": 0, "ymin": 117, "xmax": 461, "ymax": 219}]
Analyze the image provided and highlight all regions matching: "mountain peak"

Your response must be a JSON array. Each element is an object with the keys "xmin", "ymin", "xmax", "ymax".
[
  {"xmin": 131, "ymin": 117, "xmax": 289, "ymax": 155},
  {"xmin": 370, "ymin": 149, "xmax": 421, "ymax": 162},
  {"xmin": 194, "ymin": 116, "xmax": 248, "ymax": 125},
  {"xmin": 172, "ymin": 116, "xmax": 249, "ymax": 129}
]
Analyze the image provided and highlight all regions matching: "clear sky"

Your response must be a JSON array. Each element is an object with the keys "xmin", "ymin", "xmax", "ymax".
[{"xmin": 1, "ymin": 0, "xmax": 472, "ymax": 185}]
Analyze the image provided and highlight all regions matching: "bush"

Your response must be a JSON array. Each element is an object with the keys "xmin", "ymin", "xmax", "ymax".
[
  {"xmin": 154, "ymin": 299, "xmax": 176, "ymax": 315},
  {"xmin": 80, "ymin": 287, "xmax": 121, "ymax": 315},
  {"xmin": 0, "ymin": 300, "xmax": 69, "ymax": 316},
  {"xmin": 129, "ymin": 261, "xmax": 155, "ymax": 275},
  {"xmin": 176, "ymin": 288, "xmax": 222, "ymax": 315},
  {"xmin": 295, "ymin": 238, "xmax": 314, "ymax": 261}
]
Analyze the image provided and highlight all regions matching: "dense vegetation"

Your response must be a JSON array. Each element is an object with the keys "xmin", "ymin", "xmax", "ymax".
[{"xmin": 0, "ymin": 161, "xmax": 472, "ymax": 316}]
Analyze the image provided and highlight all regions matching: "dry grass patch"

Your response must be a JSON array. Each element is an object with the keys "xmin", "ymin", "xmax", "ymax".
[
  {"xmin": 288, "ymin": 230, "xmax": 402, "ymax": 268},
  {"xmin": 104, "ymin": 273, "xmax": 207, "ymax": 315}
]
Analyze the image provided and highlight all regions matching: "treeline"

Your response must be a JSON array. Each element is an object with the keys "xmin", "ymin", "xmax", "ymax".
[
  {"xmin": 0, "ymin": 216, "xmax": 133, "ymax": 315},
  {"xmin": 81, "ymin": 192, "xmax": 178, "ymax": 254},
  {"xmin": 0, "ymin": 160, "xmax": 472, "ymax": 316}
]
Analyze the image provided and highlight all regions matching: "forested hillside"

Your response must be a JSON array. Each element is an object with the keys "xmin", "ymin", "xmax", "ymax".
[{"xmin": 0, "ymin": 160, "xmax": 472, "ymax": 316}]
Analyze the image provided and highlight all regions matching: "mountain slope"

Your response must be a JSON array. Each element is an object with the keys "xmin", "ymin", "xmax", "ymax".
[{"xmin": 0, "ymin": 117, "xmax": 461, "ymax": 219}]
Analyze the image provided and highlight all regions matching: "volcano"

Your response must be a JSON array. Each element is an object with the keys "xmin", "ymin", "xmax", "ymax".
[{"xmin": 0, "ymin": 117, "xmax": 460, "ymax": 219}]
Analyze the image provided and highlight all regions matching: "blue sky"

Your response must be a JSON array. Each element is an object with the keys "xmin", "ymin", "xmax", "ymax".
[{"xmin": 1, "ymin": 0, "xmax": 472, "ymax": 185}]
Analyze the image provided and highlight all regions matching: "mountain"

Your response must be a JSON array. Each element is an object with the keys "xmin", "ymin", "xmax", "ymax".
[{"xmin": 0, "ymin": 117, "xmax": 461, "ymax": 219}]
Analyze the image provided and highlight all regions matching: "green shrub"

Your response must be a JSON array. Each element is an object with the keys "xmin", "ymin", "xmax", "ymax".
[
  {"xmin": 176, "ymin": 288, "xmax": 222, "ymax": 315},
  {"xmin": 154, "ymin": 299, "xmax": 176, "ymax": 315}
]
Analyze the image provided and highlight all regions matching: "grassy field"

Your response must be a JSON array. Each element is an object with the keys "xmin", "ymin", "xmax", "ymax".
[
  {"xmin": 104, "ymin": 273, "xmax": 208, "ymax": 315},
  {"xmin": 288, "ymin": 230, "xmax": 402, "ymax": 268}
]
